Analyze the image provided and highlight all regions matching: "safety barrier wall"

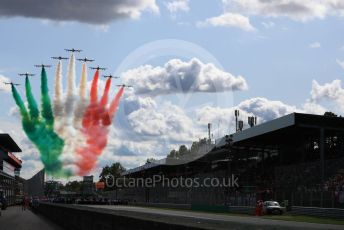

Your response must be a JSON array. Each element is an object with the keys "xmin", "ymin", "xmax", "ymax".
[
  {"xmin": 290, "ymin": 206, "xmax": 344, "ymax": 219},
  {"xmin": 34, "ymin": 203, "xmax": 205, "ymax": 230}
]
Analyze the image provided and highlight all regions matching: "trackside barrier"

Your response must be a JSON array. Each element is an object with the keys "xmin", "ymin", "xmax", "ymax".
[
  {"xmin": 133, "ymin": 202, "xmax": 256, "ymax": 215},
  {"xmin": 290, "ymin": 206, "xmax": 344, "ymax": 219},
  {"xmin": 229, "ymin": 206, "xmax": 255, "ymax": 215},
  {"xmin": 131, "ymin": 202, "xmax": 191, "ymax": 210},
  {"xmin": 34, "ymin": 203, "xmax": 205, "ymax": 230}
]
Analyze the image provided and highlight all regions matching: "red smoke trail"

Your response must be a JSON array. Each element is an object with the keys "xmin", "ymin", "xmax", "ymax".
[
  {"xmin": 90, "ymin": 70, "xmax": 99, "ymax": 103},
  {"xmin": 99, "ymin": 78, "xmax": 114, "ymax": 126},
  {"xmin": 100, "ymin": 78, "xmax": 111, "ymax": 106},
  {"xmin": 77, "ymin": 73, "xmax": 124, "ymax": 175},
  {"xmin": 109, "ymin": 87, "xmax": 124, "ymax": 117},
  {"xmin": 82, "ymin": 71, "xmax": 99, "ymax": 128}
]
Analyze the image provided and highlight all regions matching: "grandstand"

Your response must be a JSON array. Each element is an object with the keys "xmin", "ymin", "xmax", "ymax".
[{"xmin": 118, "ymin": 113, "xmax": 344, "ymax": 208}]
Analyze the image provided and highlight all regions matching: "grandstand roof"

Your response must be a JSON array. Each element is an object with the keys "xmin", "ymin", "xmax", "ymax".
[
  {"xmin": 122, "ymin": 113, "xmax": 344, "ymax": 176},
  {"xmin": 0, "ymin": 133, "xmax": 22, "ymax": 152},
  {"xmin": 230, "ymin": 113, "xmax": 344, "ymax": 146}
]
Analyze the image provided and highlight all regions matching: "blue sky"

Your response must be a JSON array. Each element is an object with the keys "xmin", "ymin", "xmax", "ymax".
[{"xmin": 0, "ymin": 0, "xmax": 344, "ymax": 179}]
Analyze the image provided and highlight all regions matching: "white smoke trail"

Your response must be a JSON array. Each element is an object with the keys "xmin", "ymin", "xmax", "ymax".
[
  {"xmin": 53, "ymin": 60, "xmax": 64, "ymax": 133},
  {"xmin": 54, "ymin": 60, "xmax": 63, "ymax": 105},
  {"xmin": 67, "ymin": 54, "xmax": 76, "ymax": 95},
  {"xmin": 64, "ymin": 53, "xmax": 76, "ymax": 118},
  {"xmin": 79, "ymin": 63, "xmax": 87, "ymax": 99},
  {"xmin": 57, "ymin": 53, "xmax": 81, "ymax": 175},
  {"xmin": 73, "ymin": 63, "xmax": 88, "ymax": 128},
  {"xmin": 54, "ymin": 60, "xmax": 63, "ymax": 118}
]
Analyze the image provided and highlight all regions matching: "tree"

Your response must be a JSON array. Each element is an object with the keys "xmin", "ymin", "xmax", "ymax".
[
  {"xmin": 167, "ymin": 149, "xmax": 177, "ymax": 158},
  {"xmin": 324, "ymin": 111, "xmax": 337, "ymax": 117},
  {"xmin": 178, "ymin": 145, "xmax": 189, "ymax": 156},
  {"xmin": 64, "ymin": 181, "xmax": 82, "ymax": 192},
  {"xmin": 146, "ymin": 158, "xmax": 156, "ymax": 164},
  {"xmin": 99, "ymin": 162, "xmax": 126, "ymax": 183},
  {"xmin": 190, "ymin": 141, "xmax": 199, "ymax": 155}
]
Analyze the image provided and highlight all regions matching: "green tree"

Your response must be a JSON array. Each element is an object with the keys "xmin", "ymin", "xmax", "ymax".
[
  {"xmin": 167, "ymin": 149, "xmax": 177, "ymax": 158},
  {"xmin": 146, "ymin": 158, "xmax": 156, "ymax": 164},
  {"xmin": 190, "ymin": 141, "xmax": 199, "ymax": 155},
  {"xmin": 64, "ymin": 181, "xmax": 82, "ymax": 192},
  {"xmin": 99, "ymin": 162, "xmax": 126, "ymax": 183},
  {"xmin": 178, "ymin": 145, "xmax": 189, "ymax": 157},
  {"xmin": 324, "ymin": 111, "xmax": 337, "ymax": 117}
]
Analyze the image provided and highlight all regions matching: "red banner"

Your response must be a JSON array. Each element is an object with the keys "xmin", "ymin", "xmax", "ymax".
[{"xmin": 8, "ymin": 152, "xmax": 22, "ymax": 166}]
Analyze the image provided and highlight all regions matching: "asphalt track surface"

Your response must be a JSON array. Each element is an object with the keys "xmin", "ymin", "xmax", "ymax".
[
  {"xmin": 0, "ymin": 206, "xmax": 62, "ymax": 230},
  {"xmin": 83, "ymin": 205, "xmax": 344, "ymax": 230}
]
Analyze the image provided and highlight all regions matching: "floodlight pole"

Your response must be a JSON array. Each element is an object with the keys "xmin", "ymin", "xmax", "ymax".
[{"xmin": 320, "ymin": 128, "xmax": 325, "ymax": 207}]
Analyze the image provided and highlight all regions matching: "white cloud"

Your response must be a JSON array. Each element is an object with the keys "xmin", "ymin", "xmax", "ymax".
[
  {"xmin": 195, "ymin": 97, "xmax": 300, "ymax": 136},
  {"xmin": 302, "ymin": 101, "xmax": 327, "ymax": 115},
  {"xmin": 336, "ymin": 59, "xmax": 344, "ymax": 69},
  {"xmin": 122, "ymin": 58, "xmax": 248, "ymax": 95},
  {"xmin": 195, "ymin": 106, "xmax": 244, "ymax": 135},
  {"xmin": 166, "ymin": 0, "xmax": 189, "ymax": 13},
  {"xmin": 311, "ymin": 79, "xmax": 344, "ymax": 101},
  {"xmin": 118, "ymin": 91, "xmax": 200, "ymax": 144},
  {"xmin": 197, "ymin": 12, "xmax": 256, "ymax": 31},
  {"xmin": 0, "ymin": 75, "xmax": 11, "ymax": 92},
  {"xmin": 128, "ymin": 102, "xmax": 198, "ymax": 142},
  {"xmin": 195, "ymin": 95, "xmax": 329, "ymax": 139},
  {"xmin": 237, "ymin": 97, "xmax": 300, "ymax": 122},
  {"xmin": 309, "ymin": 42, "xmax": 321, "ymax": 48},
  {"xmin": 222, "ymin": 0, "xmax": 344, "ymax": 22},
  {"xmin": 310, "ymin": 79, "xmax": 344, "ymax": 112}
]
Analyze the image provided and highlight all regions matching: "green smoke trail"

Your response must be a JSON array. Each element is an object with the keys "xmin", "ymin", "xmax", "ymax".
[
  {"xmin": 11, "ymin": 85, "xmax": 29, "ymax": 121},
  {"xmin": 25, "ymin": 76, "xmax": 39, "ymax": 120},
  {"xmin": 41, "ymin": 67, "xmax": 54, "ymax": 126},
  {"xmin": 11, "ymin": 70, "xmax": 71, "ymax": 177}
]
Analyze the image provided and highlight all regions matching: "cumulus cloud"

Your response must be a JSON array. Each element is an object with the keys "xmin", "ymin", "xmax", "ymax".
[
  {"xmin": 119, "ymin": 91, "xmax": 199, "ymax": 143},
  {"xmin": 222, "ymin": 0, "xmax": 344, "ymax": 22},
  {"xmin": 195, "ymin": 95, "xmax": 329, "ymax": 139},
  {"xmin": 195, "ymin": 106, "xmax": 241, "ymax": 135},
  {"xmin": 128, "ymin": 102, "xmax": 197, "ymax": 142},
  {"xmin": 302, "ymin": 101, "xmax": 327, "ymax": 115},
  {"xmin": 237, "ymin": 97, "xmax": 300, "ymax": 122},
  {"xmin": 197, "ymin": 12, "xmax": 256, "ymax": 31},
  {"xmin": 195, "ymin": 97, "xmax": 300, "ymax": 137},
  {"xmin": 309, "ymin": 79, "xmax": 344, "ymax": 113},
  {"xmin": 311, "ymin": 80, "xmax": 344, "ymax": 106},
  {"xmin": 199, "ymin": 0, "xmax": 344, "ymax": 32},
  {"xmin": 122, "ymin": 58, "xmax": 248, "ymax": 95},
  {"xmin": 0, "ymin": 0, "xmax": 159, "ymax": 24},
  {"xmin": 309, "ymin": 42, "xmax": 321, "ymax": 49},
  {"xmin": 0, "ymin": 75, "xmax": 11, "ymax": 92},
  {"xmin": 123, "ymin": 91, "xmax": 157, "ymax": 115},
  {"xmin": 166, "ymin": 0, "xmax": 189, "ymax": 13}
]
